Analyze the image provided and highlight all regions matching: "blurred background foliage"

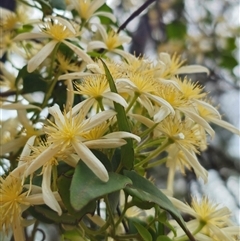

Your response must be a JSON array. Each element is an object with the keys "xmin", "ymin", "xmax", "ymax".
[{"xmin": 1, "ymin": 0, "xmax": 239, "ymax": 230}]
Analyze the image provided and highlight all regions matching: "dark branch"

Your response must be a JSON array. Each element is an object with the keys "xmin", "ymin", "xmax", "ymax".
[{"xmin": 117, "ymin": 0, "xmax": 157, "ymax": 33}]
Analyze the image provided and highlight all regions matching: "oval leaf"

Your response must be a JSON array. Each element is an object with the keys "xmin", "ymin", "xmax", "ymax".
[
  {"xmin": 70, "ymin": 161, "xmax": 132, "ymax": 211},
  {"xmin": 133, "ymin": 222, "xmax": 152, "ymax": 241},
  {"xmin": 123, "ymin": 170, "xmax": 195, "ymax": 241}
]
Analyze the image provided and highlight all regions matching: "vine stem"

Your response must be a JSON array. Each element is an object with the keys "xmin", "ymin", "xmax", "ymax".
[
  {"xmin": 135, "ymin": 138, "xmax": 172, "ymax": 168},
  {"xmin": 117, "ymin": 0, "xmax": 157, "ymax": 33}
]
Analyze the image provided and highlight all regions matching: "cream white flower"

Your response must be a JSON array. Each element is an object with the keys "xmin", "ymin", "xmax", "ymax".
[
  {"xmin": 169, "ymin": 196, "xmax": 237, "ymax": 241},
  {"xmin": 196, "ymin": 99, "xmax": 240, "ymax": 136},
  {"xmin": 71, "ymin": 0, "xmax": 116, "ymax": 22},
  {"xmin": 14, "ymin": 16, "xmax": 93, "ymax": 72},
  {"xmin": 88, "ymin": 23, "xmax": 131, "ymax": 57},
  {"xmin": 132, "ymin": 113, "xmax": 208, "ymax": 184},
  {"xmin": 0, "ymin": 173, "xmax": 60, "ymax": 241},
  {"xmin": 156, "ymin": 52, "xmax": 209, "ymax": 79},
  {"xmin": 24, "ymin": 104, "xmax": 117, "ymax": 182}
]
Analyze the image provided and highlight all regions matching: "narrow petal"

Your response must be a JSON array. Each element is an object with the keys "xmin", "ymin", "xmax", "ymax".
[
  {"xmin": 88, "ymin": 41, "xmax": 107, "ymax": 51},
  {"xmin": 14, "ymin": 32, "xmax": 48, "ymax": 41},
  {"xmin": 27, "ymin": 40, "xmax": 58, "ymax": 72},
  {"xmin": 183, "ymin": 108, "xmax": 215, "ymax": 138},
  {"xmin": 102, "ymin": 92, "xmax": 128, "ymax": 107},
  {"xmin": 48, "ymin": 104, "xmax": 65, "ymax": 127},
  {"xmin": 177, "ymin": 65, "xmax": 209, "ymax": 75},
  {"xmin": 58, "ymin": 72, "xmax": 92, "ymax": 80},
  {"xmin": 154, "ymin": 106, "xmax": 172, "ymax": 123},
  {"xmin": 169, "ymin": 197, "xmax": 197, "ymax": 217},
  {"xmin": 18, "ymin": 136, "xmax": 36, "ymax": 166},
  {"xmin": 88, "ymin": 0, "xmax": 105, "ymax": 15},
  {"xmin": 42, "ymin": 165, "xmax": 62, "ymax": 215},
  {"xmin": 195, "ymin": 99, "xmax": 221, "ymax": 119},
  {"xmin": 63, "ymin": 41, "xmax": 94, "ymax": 64},
  {"xmin": 0, "ymin": 136, "xmax": 28, "ymax": 155},
  {"xmin": 93, "ymin": 11, "xmax": 117, "ymax": 23},
  {"xmin": 130, "ymin": 113, "xmax": 155, "ymax": 128},
  {"xmin": 92, "ymin": 23, "xmax": 108, "ymax": 42},
  {"xmin": 209, "ymin": 224, "xmax": 232, "ymax": 241},
  {"xmin": 13, "ymin": 216, "xmax": 25, "ymax": 241},
  {"xmin": 1, "ymin": 103, "xmax": 41, "ymax": 110},
  {"xmin": 104, "ymin": 131, "xmax": 141, "ymax": 142},
  {"xmin": 146, "ymin": 93, "xmax": 175, "ymax": 115},
  {"xmin": 71, "ymin": 98, "xmax": 95, "ymax": 118},
  {"xmin": 179, "ymin": 146, "xmax": 208, "ymax": 183},
  {"xmin": 138, "ymin": 95, "xmax": 155, "ymax": 117},
  {"xmin": 25, "ymin": 144, "xmax": 62, "ymax": 176},
  {"xmin": 72, "ymin": 141, "xmax": 109, "ymax": 182},
  {"xmin": 81, "ymin": 110, "xmax": 116, "ymax": 132},
  {"xmin": 84, "ymin": 139, "xmax": 126, "ymax": 149},
  {"xmin": 113, "ymin": 49, "xmax": 134, "ymax": 60},
  {"xmin": 210, "ymin": 118, "xmax": 240, "ymax": 135}
]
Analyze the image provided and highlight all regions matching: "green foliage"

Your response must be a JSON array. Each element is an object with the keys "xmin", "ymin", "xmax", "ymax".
[
  {"xmin": 166, "ymin": 21, "xmax": 186, "ymax": 40},
  {"xmin": 70, "ymin": 161, "xmax": 132, "ymax": 211},
  {"xmin": 133, "ymin": 222, "xmax": 152, "ymax": 241},
  {"xmin": 101, "ymin": 59, "xmax": 134, "ymax": 170}
]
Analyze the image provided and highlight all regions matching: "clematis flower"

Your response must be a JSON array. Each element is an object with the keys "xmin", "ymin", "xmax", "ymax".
[
  {"xmin": 24, "ymin": 104, "xmax": 117, "ymax": 182},
  {"xmin": 71, "ymin": 0, "xmax": 116, "ymax": 22},
  {"xmin": 132, "ymin": 113, "xmax": 208, "ymax": 184},
  {"xmin": 0, "ymin": 173, "xmax": 60, "ymax": 241},
  {"xmin": 87, "ymin": 23, "xmax": 131, "ymax": 58},
  {"xmin": 153, "ymin": 81, "xmax": 215, "ymax": 137},
  {"xmin": 196, "ymin": 99, "xmax": 240, "ymax": 136},
  {"xmin": 156, "ymin": 52, "xmax": 209, "ymax": 79},
  {"xmin": 116, "ymin": 71, "xmax": 174, "ymax": 117},
  {"xmin": 0, "ymin": 105, "xmax": 43, "ymax": 156},
  {"xmin": 14, "ymin": 16, "xmax": 93, "ymax": 72},
  {"xmin": 169, "ymin": 196, "xmax": 238, "ymax": 241}
]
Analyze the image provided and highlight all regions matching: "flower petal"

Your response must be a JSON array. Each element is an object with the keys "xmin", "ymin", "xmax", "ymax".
[
  {"xmin": 104, "ymin": 131, "xmax": 141, "ymax": 142},
  {"xmin": 42, "ymin": 164, "xmax": 62, "ymax": 215},
  {"xmin": 72, "ymin": 141, "xmax": 109, "ymax": 182},
  {"xmin": 177, "ymin": 65, "xmax": 209, "ymax": 75},
  {"xmin": 81, "ymin": 110, "xmax": 116, "ymax": 132},
  {"xmin": 14, "ymin": 32, "xmax": 48, "ymax": 41},
  {"xmin": 92, "ymin": 11, "xmax": 116, "ymax": 22},
  {"xmin": 48, "ymin": 104, "xmax": 65, "ymax": 127},
  {"xmin": 102, "ymin": 92, "xmax": 128, "ymax": 107},
  {"xmin": 210, "ymin": 118, "xmax": 240, "ymax": 135},
  {"xmin": 84, "ymin": 139, "xmax": 126, "ymax": 148},
  {"xmin": 88, "ymin": 41, "xmax": 107, "ymax": 51},
  {"xmin": 27, "ymin": 40, "xmax": 58, "ymax": 72},
  {"xmin": 63, "ymin": 40, "xmax": 94, "ymax": 64},
  {"xmin": 25, "ymin": 144, "xmax": 62, "ymax": 176}
]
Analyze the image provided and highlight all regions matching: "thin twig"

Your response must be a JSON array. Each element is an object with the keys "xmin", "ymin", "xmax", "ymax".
[{"xmin": 117, "ymin": 0, "xmax": 157, "ymax": 33}]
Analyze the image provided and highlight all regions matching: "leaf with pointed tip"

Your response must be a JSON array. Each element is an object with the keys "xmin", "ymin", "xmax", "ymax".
[
  {"xmin": 133, "ymin": 222, "xmax": 152, "ymax": 241},
  {"xmin": 70, "ymin": 161, "xmax": 132, "ymax": 211},
  {"xmin": 57, "ymin": 171, "xmax": 96, "ymax": 217},
  {"xmin": 100, "ymin": 58, "xmax": 134, "ymax": 169},
  {"xmin": 123, "ymin": 170, "xmax": 195, "ymax": 241}
]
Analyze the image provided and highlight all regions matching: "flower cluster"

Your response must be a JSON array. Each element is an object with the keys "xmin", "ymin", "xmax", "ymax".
[{"xmin": 0, "ymin": 1, "xmax": 239, "ymax": 241}]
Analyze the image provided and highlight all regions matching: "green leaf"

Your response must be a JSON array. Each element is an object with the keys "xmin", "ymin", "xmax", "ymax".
[
  {"xmin": 50, "ymin": 0, "xmax": 66, "ymax": 10},
  {"xmin": 16, "ymin": 65, "xmax": 47, "ymax": 94},
  {"xmin": 156, "ymin": 236, "xmax": 173, "ymax": 241},
  {"xmin": 133, "ymin": 222, "xmax": 152, "ymax": 241},
  {"xmin": 97, "ymin": 3, "xmax": 115, "ymax": 25},
  {"xmin": 100, "ymin": 58, "xmax": 134, "ymax": 170},
  {"xmin": 70, "ymin": 161, "xmax": 132, "ymax": 211},
  {"xmin": 123, "ymin": 170, "xmax": 195, "ymax": 241},
  {"xmin": 219, "ymin": 54, "xmax": 238, "ymax": 70},
  {"xmin": 57, "ymin": 171, "xmax": 96, "ymax": 217},
  {"xmin": 29, "ymin": 205, "xmax": 79, "ymax": 224},
  {"xmin": 166, "ymin": 21, "xmax": 186, "ymax": 39}
]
